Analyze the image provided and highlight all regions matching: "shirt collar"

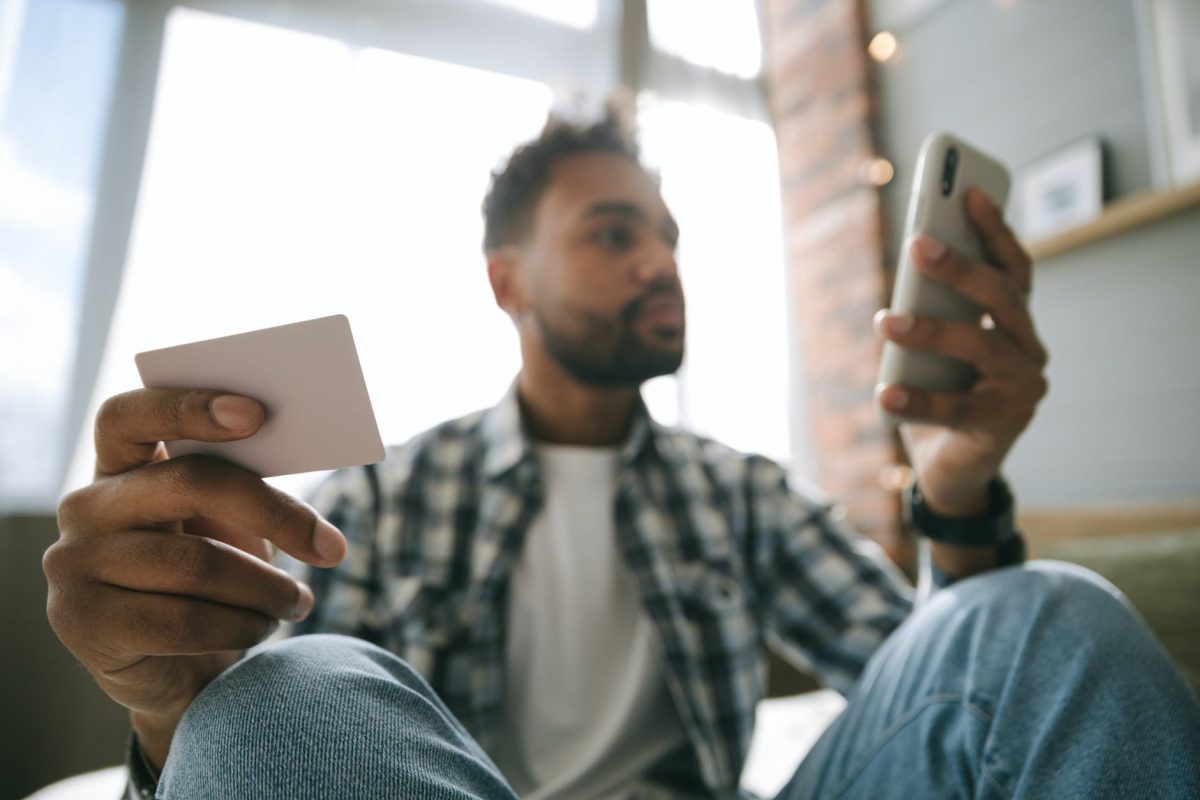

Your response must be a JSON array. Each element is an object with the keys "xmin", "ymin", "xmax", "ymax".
[{"xmin": 480, "ymin": 379, "xmax": 659, "ymax": 480}]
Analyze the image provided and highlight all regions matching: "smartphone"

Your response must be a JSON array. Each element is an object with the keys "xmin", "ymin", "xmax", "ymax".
[{"xmin": 876, "ymin": 132, "xmax": 1011, "ymax": 424}]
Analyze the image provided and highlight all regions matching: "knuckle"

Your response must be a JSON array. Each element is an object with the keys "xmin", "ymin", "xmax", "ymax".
[
  {"xmin": 155, "ymin": 457, "xmax": 196, "ymax": 496},
  {"xmin": 42, "ymin": 539, "xmax": 71, "ymax": 582},
  {"xmin": 160, "ymin": 389, "xmax": 194, "ymax": 430},
  {"xmin": 170, "ymin": 537, "xmax": 217, "ymax": 590},
  {"xmin": 56, "ymin": 486, "xmax": 92, "ymax": 533},
  {"xmin": 128, "ymin": 600, "xmax": 162, "ymax": 643},
  {"xmin": 44, "ymin": 588, "xmax": 80, "ymax": 645},
  {"xmin": 164, "ymin": 602, "xmax": 207, "ymax": 647},
  {"xmin": 156, "ymin": 454, "xmax": 221, "ymax": 497},
  {"xmin": 95, "ymin": 392, "xmax": 132, "ymax": 437},
  {"xmin": 1034, "ymin": 374, "xmax": 1050, "ymax": 401},
  {"xmin": 264, "ymin": 495, "xmax": 307, "ymax": 546}
]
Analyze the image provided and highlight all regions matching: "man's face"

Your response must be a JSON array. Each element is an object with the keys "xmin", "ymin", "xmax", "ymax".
[{"xmin": 514, "ymin": 151, "xmax": 685, "ymax": 387}]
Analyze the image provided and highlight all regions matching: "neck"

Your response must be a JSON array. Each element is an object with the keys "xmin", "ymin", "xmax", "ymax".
[{"xmin": 516, "ymin": 362, "xmax": 639, "ymax": 448}]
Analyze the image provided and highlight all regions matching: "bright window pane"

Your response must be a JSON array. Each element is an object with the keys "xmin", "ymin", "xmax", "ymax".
[
  {"xmin": 639, "ymin": 98, "xmax": 790, "ymax": 463},
  {"xmin": 477, "ymin": 0, "xmax": 598, "ymax": 29},
  {"xmin": 647, "ymin": 0, "xmax": 763, "ymax": 78},
  {"xmin": 65, "ymin": 9, "xmax": 553, "ymax": 499},
  {"xmin": 0, "ymin": 0, "xmax": 123, "ymax": 510}
]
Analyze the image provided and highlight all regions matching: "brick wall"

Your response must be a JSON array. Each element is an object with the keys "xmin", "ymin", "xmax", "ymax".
[{"xmin": 762, "ymin": 0, "xmax": 913, "ymax": 566}]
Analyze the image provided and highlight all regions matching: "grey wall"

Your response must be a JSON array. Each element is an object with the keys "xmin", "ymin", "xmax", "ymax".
[
  {"xmin": 0, "ymin": 515, "xmax": 129, "ymax": 800},
  {"xmin": 1010, "ymin": 208, "xmax": 1200, "ymax": 506},
  {"xmin": 867, "ymin": 0, "xmax": 1200, "ymax": 508}
]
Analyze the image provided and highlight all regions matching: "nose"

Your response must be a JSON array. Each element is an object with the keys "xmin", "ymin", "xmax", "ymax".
[{"xmin": 633, "ymin": 236, "xmax": 679, "ymax": 286}]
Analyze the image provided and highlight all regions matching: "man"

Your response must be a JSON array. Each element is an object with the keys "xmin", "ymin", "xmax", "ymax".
[{"xmin": 46, "ymin": 112, "xmax": 1200, "ymax": 799}]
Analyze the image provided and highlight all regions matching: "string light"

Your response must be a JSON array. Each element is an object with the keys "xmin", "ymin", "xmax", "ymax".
[
  {"xmin": 878, "ymin": 464, "xmax": 914, "ymax": 492},
  {"xmin": 859, "ymin": 156, "xmax": 895, "ymax": 187},
  {"xmin": 868, "ymin": 31, "xmax": 899, "ymax": 63}
]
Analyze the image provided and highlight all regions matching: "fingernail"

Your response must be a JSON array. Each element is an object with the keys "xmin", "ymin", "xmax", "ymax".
[
  {"xmin": 313, "ymin": 518, "xmax": 345, "ymax": 563},
  {"xmin": 210, "ymin": 395, "xmax": 262, "ymax": 431},
  {"xmin": 883, "ymin": 386, "xmax": 910, "ymax": 410},
  {"xmin": 884, "ymin": 314, "xmax": 913, "ymax": 336},
  {"xmin": 917, "ymin": 237, "xmax": 946, "ymax": 261},
  {"xmin": 290, "ymin": 583, "xmax": 314, "ymax": 622}
]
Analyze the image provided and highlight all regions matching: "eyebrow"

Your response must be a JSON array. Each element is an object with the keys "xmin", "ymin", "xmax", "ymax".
[
  {"xmin": 583, "ymin": 201, "xmax": 679, "ymax": 240},
  {"xmin": 583, "ymin": 201, "xmax": 646, "ymax": 221}
]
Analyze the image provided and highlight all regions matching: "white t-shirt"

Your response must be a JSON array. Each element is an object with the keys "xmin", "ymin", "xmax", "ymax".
[{"xmin": 490, "ymin": 444, "xmax": 688, "ymax": 799}]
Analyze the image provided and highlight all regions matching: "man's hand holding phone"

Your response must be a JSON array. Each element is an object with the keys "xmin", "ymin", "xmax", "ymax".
[{"xmin": 875, "ymin": 186, "xmax": 1049, "ymax": 517}]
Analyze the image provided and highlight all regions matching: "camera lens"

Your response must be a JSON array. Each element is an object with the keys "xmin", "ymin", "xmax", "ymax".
[{"xmin": 941, "ymin": 146, "xmax": 959, "ymax": 197}]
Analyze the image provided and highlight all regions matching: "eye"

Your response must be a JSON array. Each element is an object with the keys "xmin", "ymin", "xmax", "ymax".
[{"xmin": 593, "ymin": 225, "xmax": 635, "ymax": 251}]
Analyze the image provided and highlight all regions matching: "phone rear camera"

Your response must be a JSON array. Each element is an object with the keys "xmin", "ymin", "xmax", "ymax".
[{"xmin": 941, "ymin": 146, "xmax": 959, "ymax": 197}]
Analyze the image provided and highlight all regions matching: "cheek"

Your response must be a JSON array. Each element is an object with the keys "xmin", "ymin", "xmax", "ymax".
[{"xmin": 546, "ymin": 247, "xmax": 631, "ymax": 310}]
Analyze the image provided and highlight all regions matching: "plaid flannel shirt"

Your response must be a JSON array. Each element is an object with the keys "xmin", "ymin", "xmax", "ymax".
[{"xmin": 293, "ymin": 386, "xmax": 914, "ymax": 798}]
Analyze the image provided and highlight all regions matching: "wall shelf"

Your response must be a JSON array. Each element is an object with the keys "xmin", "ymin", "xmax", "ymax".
[{"xmin": 1025, "ymin": 181, "xmax": 1200, "ymax": 262}]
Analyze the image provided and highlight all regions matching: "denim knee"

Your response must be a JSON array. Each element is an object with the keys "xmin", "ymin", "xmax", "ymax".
[
  {"xmin": 173, "ymin": 633, "xmax": 432, "ymax": 747},
  {"xmin": 946, "ymin": 560, "xmax": 1130, "ymax": 621},
  {"xmin": 160, "ymin": 638, "xmax": 516, "ymax": 799},
  {"xmin": 231, "ymin": 633, "xmax": 425, "ymax": 692}
]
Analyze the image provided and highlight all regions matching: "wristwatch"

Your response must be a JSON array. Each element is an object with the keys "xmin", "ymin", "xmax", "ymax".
[
  {"xmin": 125, "ymin": 732, "xmax": 159, "ymax": 800},
  {"xmin": 904, "ymin": 476, "xmax": 1016, "ymax": 547}
]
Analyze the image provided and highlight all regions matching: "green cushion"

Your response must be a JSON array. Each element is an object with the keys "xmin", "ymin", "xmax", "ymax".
[{"xmin": 1042, "ymin": 530, "xmax": 1200, "ymax": 694}]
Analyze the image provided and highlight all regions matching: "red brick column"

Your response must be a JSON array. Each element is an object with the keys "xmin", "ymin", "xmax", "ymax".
[{"xmin": 762, "ymin": 0, "xmax": 912, "ymax": 565}]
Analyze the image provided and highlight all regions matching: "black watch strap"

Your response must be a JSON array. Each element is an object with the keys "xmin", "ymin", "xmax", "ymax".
[
  {"xmin": 125, "ymin": 732, "xmax": 159, "ymax": 800},
  {"xmin": 905, "ymin": 476, "xmax": 1016, "ymax": 547}
]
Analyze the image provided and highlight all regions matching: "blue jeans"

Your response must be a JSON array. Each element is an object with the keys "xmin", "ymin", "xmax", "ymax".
[{"xmin": 158, "ymin": 562, "xmax": 1200, "ymax": 799}]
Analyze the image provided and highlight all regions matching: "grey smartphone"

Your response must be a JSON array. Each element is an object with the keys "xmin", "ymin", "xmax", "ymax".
[{"xmin": 877, "ymin": 132, "xmax": 1011, "ymax": 425}]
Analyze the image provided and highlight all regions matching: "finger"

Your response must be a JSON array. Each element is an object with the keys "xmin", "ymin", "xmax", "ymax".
[
  {"xmin": 183, "ymin": 516, "xmax": 272, "ymax": 562},
  {"xmin": 76, "ymin": 531, "xmax": 313, "ymax": 622},
  {"xmin": 965, "ymin": 187, "xmax": 1033, "ymax": 294},
  {"xmin": 910, "ymin": 237, "xmax": 1048, "ymax": 367},
  {"xmin": 875, "ymin": 380, "xmax": 1041, "ymax": 430},
  {"xmin": 59, "ymin": 455, "xmax": 346, "ymax": 567},
  {"xmin": 95, "ymin": 388, "xmax": 265, "ymax": 477},
  {"xmin": 874, "ymin": 310, "xmax": 1026, "ymax": 379},
  {"xmin": 91, "ymin": 584, "xmax": 281, "ymax": 657},
  {"xmin": 875, "ymin": 383, "xmax": 991, "ymax": 428}
]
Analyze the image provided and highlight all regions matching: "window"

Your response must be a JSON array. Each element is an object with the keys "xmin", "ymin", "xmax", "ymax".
[
  {"xmin": 64, "ymin": 8, "xmax": 554, "ymax": 499},
  {"xmin": 639, "ymin": 96, "xmax": 790, "ymax": 461},
  {"xmin": 647, "ymin": 0, "xmax": 763, "ymax": 78},
  {"xmin": 0, "ymin": 0, "xmax": 124, "ymax": 509}
]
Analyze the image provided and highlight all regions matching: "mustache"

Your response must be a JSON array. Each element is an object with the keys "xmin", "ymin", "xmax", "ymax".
[{"xmin": 619, "ymin": 282, "xmax": 683, "ymax": 324}]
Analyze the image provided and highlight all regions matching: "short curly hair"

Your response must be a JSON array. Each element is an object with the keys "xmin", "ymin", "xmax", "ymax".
[{"xmin": 481, "ymin": 106, "xmax": 642, "ymax": 253}]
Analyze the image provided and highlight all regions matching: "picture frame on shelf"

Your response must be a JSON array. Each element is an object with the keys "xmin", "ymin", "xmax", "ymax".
[
  {"xmin": 1135, "ymin": 0, "xmax": 1200, "ymax": 188},
  {"xmin": 1012, "ymin": 136, "xmax": 1105, "ymax": 243}
]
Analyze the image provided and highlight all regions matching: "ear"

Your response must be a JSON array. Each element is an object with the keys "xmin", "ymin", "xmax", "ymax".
[{"xmin": 486, "ymin": 247, "xmax": 525, "ymax": 317}]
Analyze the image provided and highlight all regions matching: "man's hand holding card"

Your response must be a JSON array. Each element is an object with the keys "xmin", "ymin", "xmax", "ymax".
[{"xmin": 44, "ymin": 315, "xmax": 384, "ymax": 773}]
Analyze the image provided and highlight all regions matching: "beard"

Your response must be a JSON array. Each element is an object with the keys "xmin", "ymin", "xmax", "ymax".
[{"xmin": 533, "ymin": 287, "xmax": 685, "ymax": 387}]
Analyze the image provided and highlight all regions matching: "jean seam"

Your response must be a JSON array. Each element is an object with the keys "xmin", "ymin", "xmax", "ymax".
[
  {"xmin": 964, "ymin": 697, "xmax": 1014, "ymax": 800},
  {"xmin": 827, "ymin": 692, "xmax": 963, "ymax": 799}
]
